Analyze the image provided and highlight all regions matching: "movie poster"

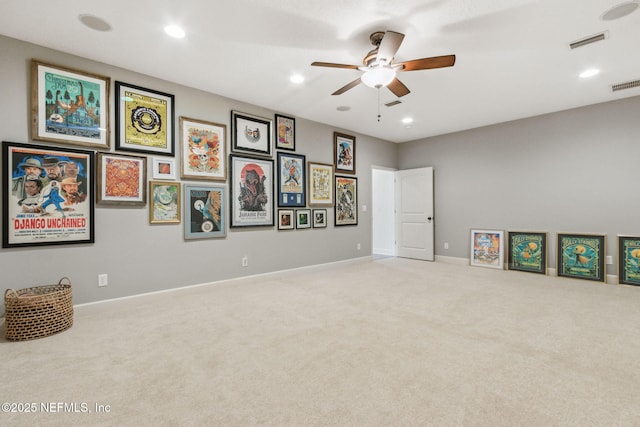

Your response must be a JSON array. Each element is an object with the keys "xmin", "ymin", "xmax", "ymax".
[
  {"xmin": 230, "ymin": 155, "xmax": 274, "ymax": 227},
  {"xmin": 3, "ymin": 141, "xmax": 94, "ymax": 248},
  {"xmin": 335, "ymin": 176, "xmax": 357, "ymax": 226}
]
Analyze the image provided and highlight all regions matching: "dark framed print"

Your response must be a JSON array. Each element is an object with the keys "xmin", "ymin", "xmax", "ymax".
[
  {"xmin": 3, "ymin": 141, "xmax": 94, "ymax": 248},
  {"xmin": 312, "ymin": 209, "xmax": 327, "ymax": 228},
  {"xmin": 115, "ymin": 81, "xmax": 175, "ymax": 156},
  {"xmin": 470, "ymin": 229, "xmax": 504, "ymax": 269},
  {"xmin": 229, "ymin": 154, "xmax": 274, "ymax": 228},
  {"xmin": 277, "ymin": 152, "xmax": 306, "ymax": 207},
  {"xmin": 180, "ymin": 116, "xmax": 227, "ymax": 181},
  {"xmin": 278, "ymin": 209, "xmax": 294, "ymax": 230},
  {"xmin": 231, "ymin": 110, "xmax": 272, "ymax": 157},
  {"xmin": 557, "ymin": 233, "xmax": 606, "ymax": 283},
  {"xmin": 296, "ymin": 209, "xmax": 311, "ymax": 229},
  {"xmin": 275, "ymin": 114, "xmax": 295, "ymax": 150},
  {"xmin": 335, "ymin": 175, "xmax": 357, "ymax": 226},
  {"xmin": 31, "ymin": 60, "xmax": 110, "ymax": 148},
  {"xmin": 507, "ymin": 231, "xmax": 548, "ymax": 274},
  {"xmin": 334, "ymin": 132, "xmax": 356, "ymax": 175},
  {"xmin": 308, "ymin": 162, "xmax": 334, "ymax": 207},
  {"xmin": 97, "ymin": 152, "xmax": 146, "ymax": 206},
  {"xmin": 149, "ymin": 181, "xmax": 181, "ymax": 224},
  {"xmin": 618, "ymin": 235, "xmax": 640, "ymax": 286},
  {"xmin": 184, "ymin": 184, "xmax": 225, "ymax": 239}
]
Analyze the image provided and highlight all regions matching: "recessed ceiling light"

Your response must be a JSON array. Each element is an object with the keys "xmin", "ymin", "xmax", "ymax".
[
  {"xmin": 78, "ymin": 14, "xmax": 112, "ymax": 32},
  {"xmin": 164, "ymin": 25, "xmax": 185, "ymax": 39},
  {"xmin": 401, "ymin": 117, "xmax": 414, "ymax": 124},
  {"xmin": 580, "ymin": 68, "xmax": 600, "ymax": 78},
  {"xmin": 602, "ymin": 1, "xmax": 639, "ymax": 20},
  {"xmin": 336, "ymin": 106, "xmax": 351, "ymax": 112},
  {"xmin": 290, "ymin": 74, "xmax": 304, "ymax": 84}
]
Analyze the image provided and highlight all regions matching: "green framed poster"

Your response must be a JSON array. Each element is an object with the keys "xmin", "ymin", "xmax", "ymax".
[
  {"xmin": 618, "ymin": 235, "xmax": 640, "ymax": 286},
  {"xmin": 507, "ymin": 231, "xmax": 547, "ymax": 274},
  {"xmin": 557, "ymin": 233, "xmax": 606, "ymax": 283}
]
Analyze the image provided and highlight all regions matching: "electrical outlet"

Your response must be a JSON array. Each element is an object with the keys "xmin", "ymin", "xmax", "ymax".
[
  {"xmin": 98, "ymin": 274, "xmax": 108, "ymax": 287},
  {"xmin": 606, "ymin": 256, "xmax": 613, "ymax": 265},
  {"xmin": 242, "ymin": 256, "xmax": 248, "ymax": 267},
  {"xmin": 444, "ymin": 242, "xmax": 449, "ymax": 250},
  {"xmin": 357, "ymin": 243, "xmax": 361, "ymax": 250}
]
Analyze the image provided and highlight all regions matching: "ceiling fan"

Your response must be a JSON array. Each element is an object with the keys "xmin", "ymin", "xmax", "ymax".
[{"xmin": 311, "ymin": 30, "xmax": 455, "ymax": 98}]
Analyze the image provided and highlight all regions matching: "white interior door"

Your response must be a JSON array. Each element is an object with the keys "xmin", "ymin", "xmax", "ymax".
[{"xmin": 395, "ymin": 167, "xmax": 434, "ymax": 261}]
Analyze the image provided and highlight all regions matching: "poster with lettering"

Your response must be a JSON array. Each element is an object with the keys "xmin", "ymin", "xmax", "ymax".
[
  {"xmin": 470, "ymin": 229, "xmax": 504, "ymax": 269},
  {"xmin": 230, "ymin": 155, "xmax": 274, "ymax": 228},
  {"xmin": 31, "ymin": 60, "xmax": 110, "ymax": 148},
  {"xmin": 335, "ymin": 176, "xmax": 358, "ymax": 226},
  {"xmin": 507, "ymin": 231, "xmax": 548, "ymax": 274},
  {"xmin": 618, "ymin": 235, "xmax": 640, "ymax": 286},
  {"xmin": 115, "ymin": 81, "xmax": 175, "ymax": 156},
  {"xmin": 557, "ymin": 233, "xmax": 606, "ymax": 282},
  {"xmin": 2, "ymin": 141, "xmax": 94, "ymax": 248}
]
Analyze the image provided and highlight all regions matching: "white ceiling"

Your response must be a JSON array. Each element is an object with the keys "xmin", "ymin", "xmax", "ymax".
[{"xmin": 1, "ymin": 0, "xmax": 639, "ymax": 143}]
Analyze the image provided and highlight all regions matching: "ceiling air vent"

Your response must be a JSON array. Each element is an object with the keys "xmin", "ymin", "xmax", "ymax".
[
  {"xmin": 569, "ymin": 32, "xmax": 607, "ymax": 49},
  {"xmin": 612, "ymin": 79, "xmax": 640, "ymax": 92},
  {"xmin": 385, "ymin": 100, "xmax": 402, "ymax": 107}
]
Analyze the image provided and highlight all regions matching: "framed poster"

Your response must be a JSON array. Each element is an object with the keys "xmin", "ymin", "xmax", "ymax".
[
  {"xmin": 152, "ymin": 157, "xmax": 176, "ymax": 180},
  {"xmin": 277, "ymin": 152, "xmax": 306, "ymax": 207},
  {"xmin": 149, "ymin": 181, "xmax": 180, "ymax": 224},
  {"xmin": 184, "ymin": 185, "xmax": 225, "ymax": 239},
  {"xmin": 557, "ymin": 233, "xmax": 606, "ymax": 283},
  {"xmin": 507, "ymin": 231, "xmax": 548, "ymax": 274},
  {"xmin": 115, "ymin": 81, "xmax": 175, "ymax": 156},
  {"xmin": 618, "ymin": 235, "xmax": 640, "ymax": 286},
  {"xmin": 231, "ymin": 111, "xmax": 272, "ymax": 157},
  {"xmin": 335, "ymin": 176, "xmax": 357, "ymax": 226},
  {"xmin": 308, "ymin": 162, "xmax": 334, "ymax": 207},
  {"xmin": 275, "ymin": 114, "xmax": 295, "ymax": 150},
  {"xmin": 3, "ymin": 141, "xmax": 94, "ymax": 248},
  {"xmin": 312, "ymin": 209, "xmax": 327, "ymax": 228},
  {"xmin": 96, "ymin": 152, "xmax": 146, "ymax": 206},
  {"xmin": 334, "ymin": 132, "xmax": 356, "ymax": 175},
  {"xmin": 278, "ymin": 209, "xmax": 294, "ymax": 230},
  {"xmin": 31, "ymin": 60, "xmax": 110, "ymax": 148},
  {"xmin": 180, "ymin": 116, "xmax": 226, "ymax": 181},
  {"xmin": 229, "ymin": 154, "xmax": 274, "ymax": 228},
  {"xmin": 470, "ymin": 229, "xmax": 504, "ymax": 269},
  {"xmin": 296, "ymin": 209, "xmax": 311, "ymax": 229}
]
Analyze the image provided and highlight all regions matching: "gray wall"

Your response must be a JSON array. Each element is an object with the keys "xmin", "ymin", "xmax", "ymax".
[
  {"xmin": 0, "ymin": 35, "xmax": 397, "ymax": 309},
  {"xmin": 398, "ymin": 95, "xmax": 640, "ymax": 274}
]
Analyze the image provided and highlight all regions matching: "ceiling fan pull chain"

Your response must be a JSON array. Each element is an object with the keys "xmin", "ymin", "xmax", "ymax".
[{"xmin": 377, "ymin": 88, "xmax": 381, "ymax": 122}]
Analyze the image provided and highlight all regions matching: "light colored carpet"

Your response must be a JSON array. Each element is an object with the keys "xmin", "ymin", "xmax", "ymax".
[{"xmin": 2, "ymin": 257, "xmax": 640, "ymax": 426}]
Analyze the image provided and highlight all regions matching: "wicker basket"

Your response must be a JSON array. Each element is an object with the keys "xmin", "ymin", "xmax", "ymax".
[{"xmin": 4, "ymin": 277, "xmax": 73, "ymax": 341}]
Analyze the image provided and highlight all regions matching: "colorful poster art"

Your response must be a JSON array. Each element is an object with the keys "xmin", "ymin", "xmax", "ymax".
[
  {"xmin": 184, "ymin": 185, "xmax": 225, "ymax": 239},
  {"xmin": 230, "ymin": 155, "xmax": 274, "ymax": 227},
  {"xmin": 618, "ymin": 236, "xmax": 640, "ymax": 286},
  {"xmin": 507, "ymin": 231, "xmax": 547, "ymax": 274},
  {"xmin": 557, "ymin": 233, "xmax": 606, "ymax": 282},
  {"xmin": 277, "ymin": 152, "xmax": 305, "ymax": 207},
  {"xmin": 470, "ymin": 229, "xmax": 504, "ymax": 269},
  {"xmin": 2, "ymin": 141, "xmax": 94, "ymax": 248},
  {"xmin": 275, "ymin": 114, "xmax": 295, "ymax": 150},
  {"xmin": 335, "ymin": 176, "xmax": 357, "ymax": 226},
  {"xmin": 334, "ymin": 132, "xmax": 356, "ymax": 175},
  {"xmin": 97, "ymin": 153, "xmax": 146, "ymax": 205},
  {"xmin": 308, "ymin": 162, "xmax": 334, "ymax": 207},
  {"xmin": 149, "ymin": 181, "xmax": 181, "ymax": 224},
  {"xmin": 116, "ymin": 82, "xmax": 175, "ymax": 156},
  {"xmin": 32, "ymin": 60, "xmax": 110, "ymax": 148},
  {"xmin": 180, "ymin": 117, "xmax": 226, "ymax": 181}
]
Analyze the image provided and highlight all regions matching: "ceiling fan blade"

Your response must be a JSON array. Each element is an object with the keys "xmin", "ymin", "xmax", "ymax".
[
  {"xmin": 311, "ymin": 61, "xmax": 360, "ymax": 70},
  {"xmin": 387, "ymin": 78, "xmax": 410, "ymax": 98},
  {"xmin": 377, "ymin": 31, "xmax": 405, "ymax": 64},
  {"xmin": 332, "ymin": 78, "xmax": 362, "ymax": 95},
  {"xmin": 396, "ymin": 55, "xmax": 456, "ymax": 71}
]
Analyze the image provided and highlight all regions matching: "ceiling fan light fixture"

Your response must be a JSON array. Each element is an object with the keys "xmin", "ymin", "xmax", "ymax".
[{"xmin": 361, "ymin": 66, "xmax": 396, "ymax": 88}]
